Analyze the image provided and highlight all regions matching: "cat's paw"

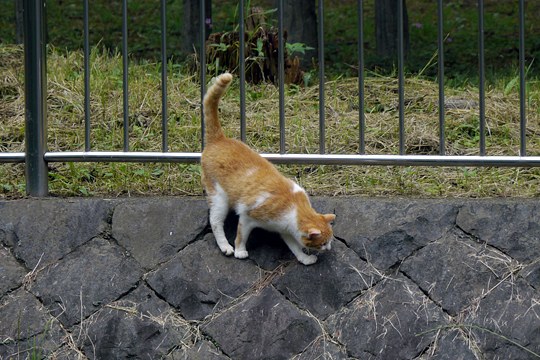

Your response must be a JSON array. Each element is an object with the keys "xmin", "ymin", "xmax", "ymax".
[
  {"xmin": 220, "ymin": 244, "xmax": 234, "ymax": 256},
  {"xmin": 298, "ymin": 254, "xmax": 318, "ymax": 266},
  {"xmin": 234, "ymin": 250, "xmax": 249, "ymax": 259}
]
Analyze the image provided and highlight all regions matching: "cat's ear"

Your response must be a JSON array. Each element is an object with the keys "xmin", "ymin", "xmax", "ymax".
[
  {"xmin": 308, "ymin": 229, "xmax": 321, "ymax": 240},
  {"xmin": 323, "ymin": 214, "xmax": 336, "ymax": 223}
]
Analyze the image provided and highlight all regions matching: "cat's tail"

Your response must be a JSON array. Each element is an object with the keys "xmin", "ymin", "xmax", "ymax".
[{"xmin": 203, "ymin": 72, "xmax": 233, "ymax": 144}]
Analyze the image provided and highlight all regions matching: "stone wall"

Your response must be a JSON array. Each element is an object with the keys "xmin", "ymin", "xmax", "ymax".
[{"xmin": 1, "ymin": 197, "xmax": 539, "ymax": 359}]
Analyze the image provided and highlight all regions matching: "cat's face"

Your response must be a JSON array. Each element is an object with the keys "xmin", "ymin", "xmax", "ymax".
[{"xmin": 301, "ymin": 213, "xmax": 336, "ymax": 251}]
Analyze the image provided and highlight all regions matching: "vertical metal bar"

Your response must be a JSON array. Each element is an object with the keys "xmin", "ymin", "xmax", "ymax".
[
  {"xmin": 397, "ymin": 0, "xmax": 405, "ymax": 155},
  {"xmin": 161, "ymin": 0, "xmax": 168, "ymax": 152},
  {"xmin": 122, "ymin": 0, "xmax": 129, "ymax": 152},
  {"xmin": 278, "ymin": 0, "xmax": 285, "ymax": 154},
  {"xmin": 318, "ymin": 0, "xmax": 325, "ymax": 154},
  {"xmin": 200, "ymin": 0, "xmax": 207, "ymax": 149},
  {"xmin": 83, "ymin": 0, "xmax": 90, "ymax": 152},
  {"xmin": 24, "ymin": 0, "xmax": 48, "ymax": 196},
  {"xmin": 519, "ymin": 0, "xmax": 526, "ymax": 157},
  {"xmin": 239, "ymin": 0, "xmax": 246, "ymax": 142},
  {"xmin": 478, "ymin": 0, "xmax": 486, "ymax": 156},
  {"xmin": 437, "ymin": 0, "xmax": 445, "ymax": 155},
  {"xmin": 357, "ymin": 0, "xmax": 365, "ymax": 154}
]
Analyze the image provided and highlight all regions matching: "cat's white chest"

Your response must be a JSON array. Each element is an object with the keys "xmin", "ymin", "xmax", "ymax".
[
  {"xmin": 257, "ymin": 206, "xmax": 298, "ymax": 234},
  {"xmin": 236, "ymin": 200, "xmax": 299, "ymax": 236}
]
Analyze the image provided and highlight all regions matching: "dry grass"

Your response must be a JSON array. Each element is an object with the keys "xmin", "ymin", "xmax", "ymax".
[{"xmin": 1, "ymin": 44, "xmax": 540, "ymax": 198}]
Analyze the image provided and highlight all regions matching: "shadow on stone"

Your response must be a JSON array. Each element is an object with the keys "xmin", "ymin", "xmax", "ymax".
[{"xmin": 223, "ymin": 211, "xmax": 295, "ymax": 270}]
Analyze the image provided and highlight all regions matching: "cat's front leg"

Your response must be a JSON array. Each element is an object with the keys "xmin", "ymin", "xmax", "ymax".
[
  {"xmin": 212, "ymin": 225, "xmax": 234, "ymax": 256},
  {"xmin": 282, "ymin": 235, "xmax": 318, "ymax": 265},
  {"xmin": 209, "ymin": 197, "xmax": 234, "ymax": 256},
  {"xmin": 298, "ymin": 253, "xmax": 318, "ymax": 265}
]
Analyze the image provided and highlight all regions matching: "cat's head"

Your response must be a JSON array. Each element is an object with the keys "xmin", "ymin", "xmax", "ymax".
[{"xmin": 301, "ymin": 213, "xmax": 336, "ymax": 251}]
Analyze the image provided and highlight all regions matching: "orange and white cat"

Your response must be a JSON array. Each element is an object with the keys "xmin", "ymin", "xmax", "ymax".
[{"xmin": 201, "ymin": 73, "xmax": 335, "ymax": 265}]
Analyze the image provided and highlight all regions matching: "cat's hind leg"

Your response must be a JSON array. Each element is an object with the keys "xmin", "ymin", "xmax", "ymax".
[
  {"xmin": 208, "ymin": 185, "xmax": 234, "ymax": 256},
  {"xmin": 234, "ymin": 215, "xmax": 255, "ymax": 259}
]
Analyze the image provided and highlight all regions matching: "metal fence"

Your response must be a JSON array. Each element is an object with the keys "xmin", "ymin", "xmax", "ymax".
[{"xmin": 1, "ymin": 0, "xmax": 539, "ymax": 197}]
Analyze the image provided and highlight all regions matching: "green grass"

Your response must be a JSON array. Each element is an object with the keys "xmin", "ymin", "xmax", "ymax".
[
  {"xmin": 1, "ymin": 44, "xmax": 539, "ymax": 198},
  {"xmin": 1, "ymin": 0, "xmax": 539, "ymax": 198}
]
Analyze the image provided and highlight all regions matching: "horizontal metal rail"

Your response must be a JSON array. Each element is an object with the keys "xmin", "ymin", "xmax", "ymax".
[
  {"xmin": 0, "ymin": 153, "xmax": 25, "ymax": 163},
  {"xmin": 37, "ymin": 152, "xmax": 540, "ymax": 167},
  {"xmin": 5, "ymin": 151, "xmax": 540, "ymax": 167}
]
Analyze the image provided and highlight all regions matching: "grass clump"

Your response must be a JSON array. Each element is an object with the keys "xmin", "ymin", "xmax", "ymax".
[{"xmin": 1, "ymin": 44, "xmax": 540, "ymax": 198}]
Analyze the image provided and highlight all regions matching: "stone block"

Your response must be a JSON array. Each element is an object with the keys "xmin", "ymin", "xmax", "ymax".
[
  {"xmin": 348, "ymin": 230, "xmax": 422, "ymax": 270},
  {"xmin": 523, "ymin": 261, "xmax": 540, "ymax": 289},
  {"xmin": 147, "ymin": 234, "xmax": 261, "ymax": 320},
  {"xmin": 0, "ymin": 199, "xmax": 112, "ymax": 268},
  {"xmin": 417, "ymin": 330, "xmax": 478, "ymax": 360},
  {"xmin": 0, "ymin": 245, "xmax": 27, "ymax": 297},
  {"xmin": 273, "ymin": 240, "xmax": 378, "ymax": 319},
  {"xmin": 112, "ymin": 198, "xmax": 209, "ymax": 269},
  {"xmin": 316, "ymin": 198, "xmax": 457, "ymax": 246},
  {"xmin": 456, "ymin": 201, "xmax": 540, "ymax": 263},
  {"xmin": 465, "ymin": 279, "xmax": 540, "ymax": 359},
  {"xmin": 203, "ymin": 286, "xmax": 321, "ymax": 360},
  {"xmin": 294, "ymin": 336, "xmax": 348, "ymax": 360},
  {"xmin": 28, "ymin": 237, "xmax": 142, "ymax": 327},
  {"xmin": 78, "ymin": 285, "xmax": 192, "ymax": 359},
  {"xmin": 166, "ymin": 340, "xmax": 228, "ymax": 360},
  {"xmin": 401, "ymin": 233, "xmax": 516, "ymax": 316},
  {"xmin": 326, "ymin": 275, "xmax": 448, "ymax": 360},
  {"xmin": 0, "ymin": 289, "xmax": 64, "ymax": 359}
]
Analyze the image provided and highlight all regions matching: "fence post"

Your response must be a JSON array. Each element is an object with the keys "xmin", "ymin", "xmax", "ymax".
[{"xmin": 23, "ymin": 0, "xmax": 48, "ymax": 196}]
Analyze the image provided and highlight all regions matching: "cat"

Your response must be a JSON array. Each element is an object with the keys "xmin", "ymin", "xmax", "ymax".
[{"xmin": 201, "ymin": 73, "xmax": 336, "ymax": 265}]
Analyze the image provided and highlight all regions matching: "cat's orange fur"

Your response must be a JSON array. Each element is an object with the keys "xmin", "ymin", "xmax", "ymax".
[{"xmin": 201, "ymin": 73, "xmax": 335, "ymax": 265}]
